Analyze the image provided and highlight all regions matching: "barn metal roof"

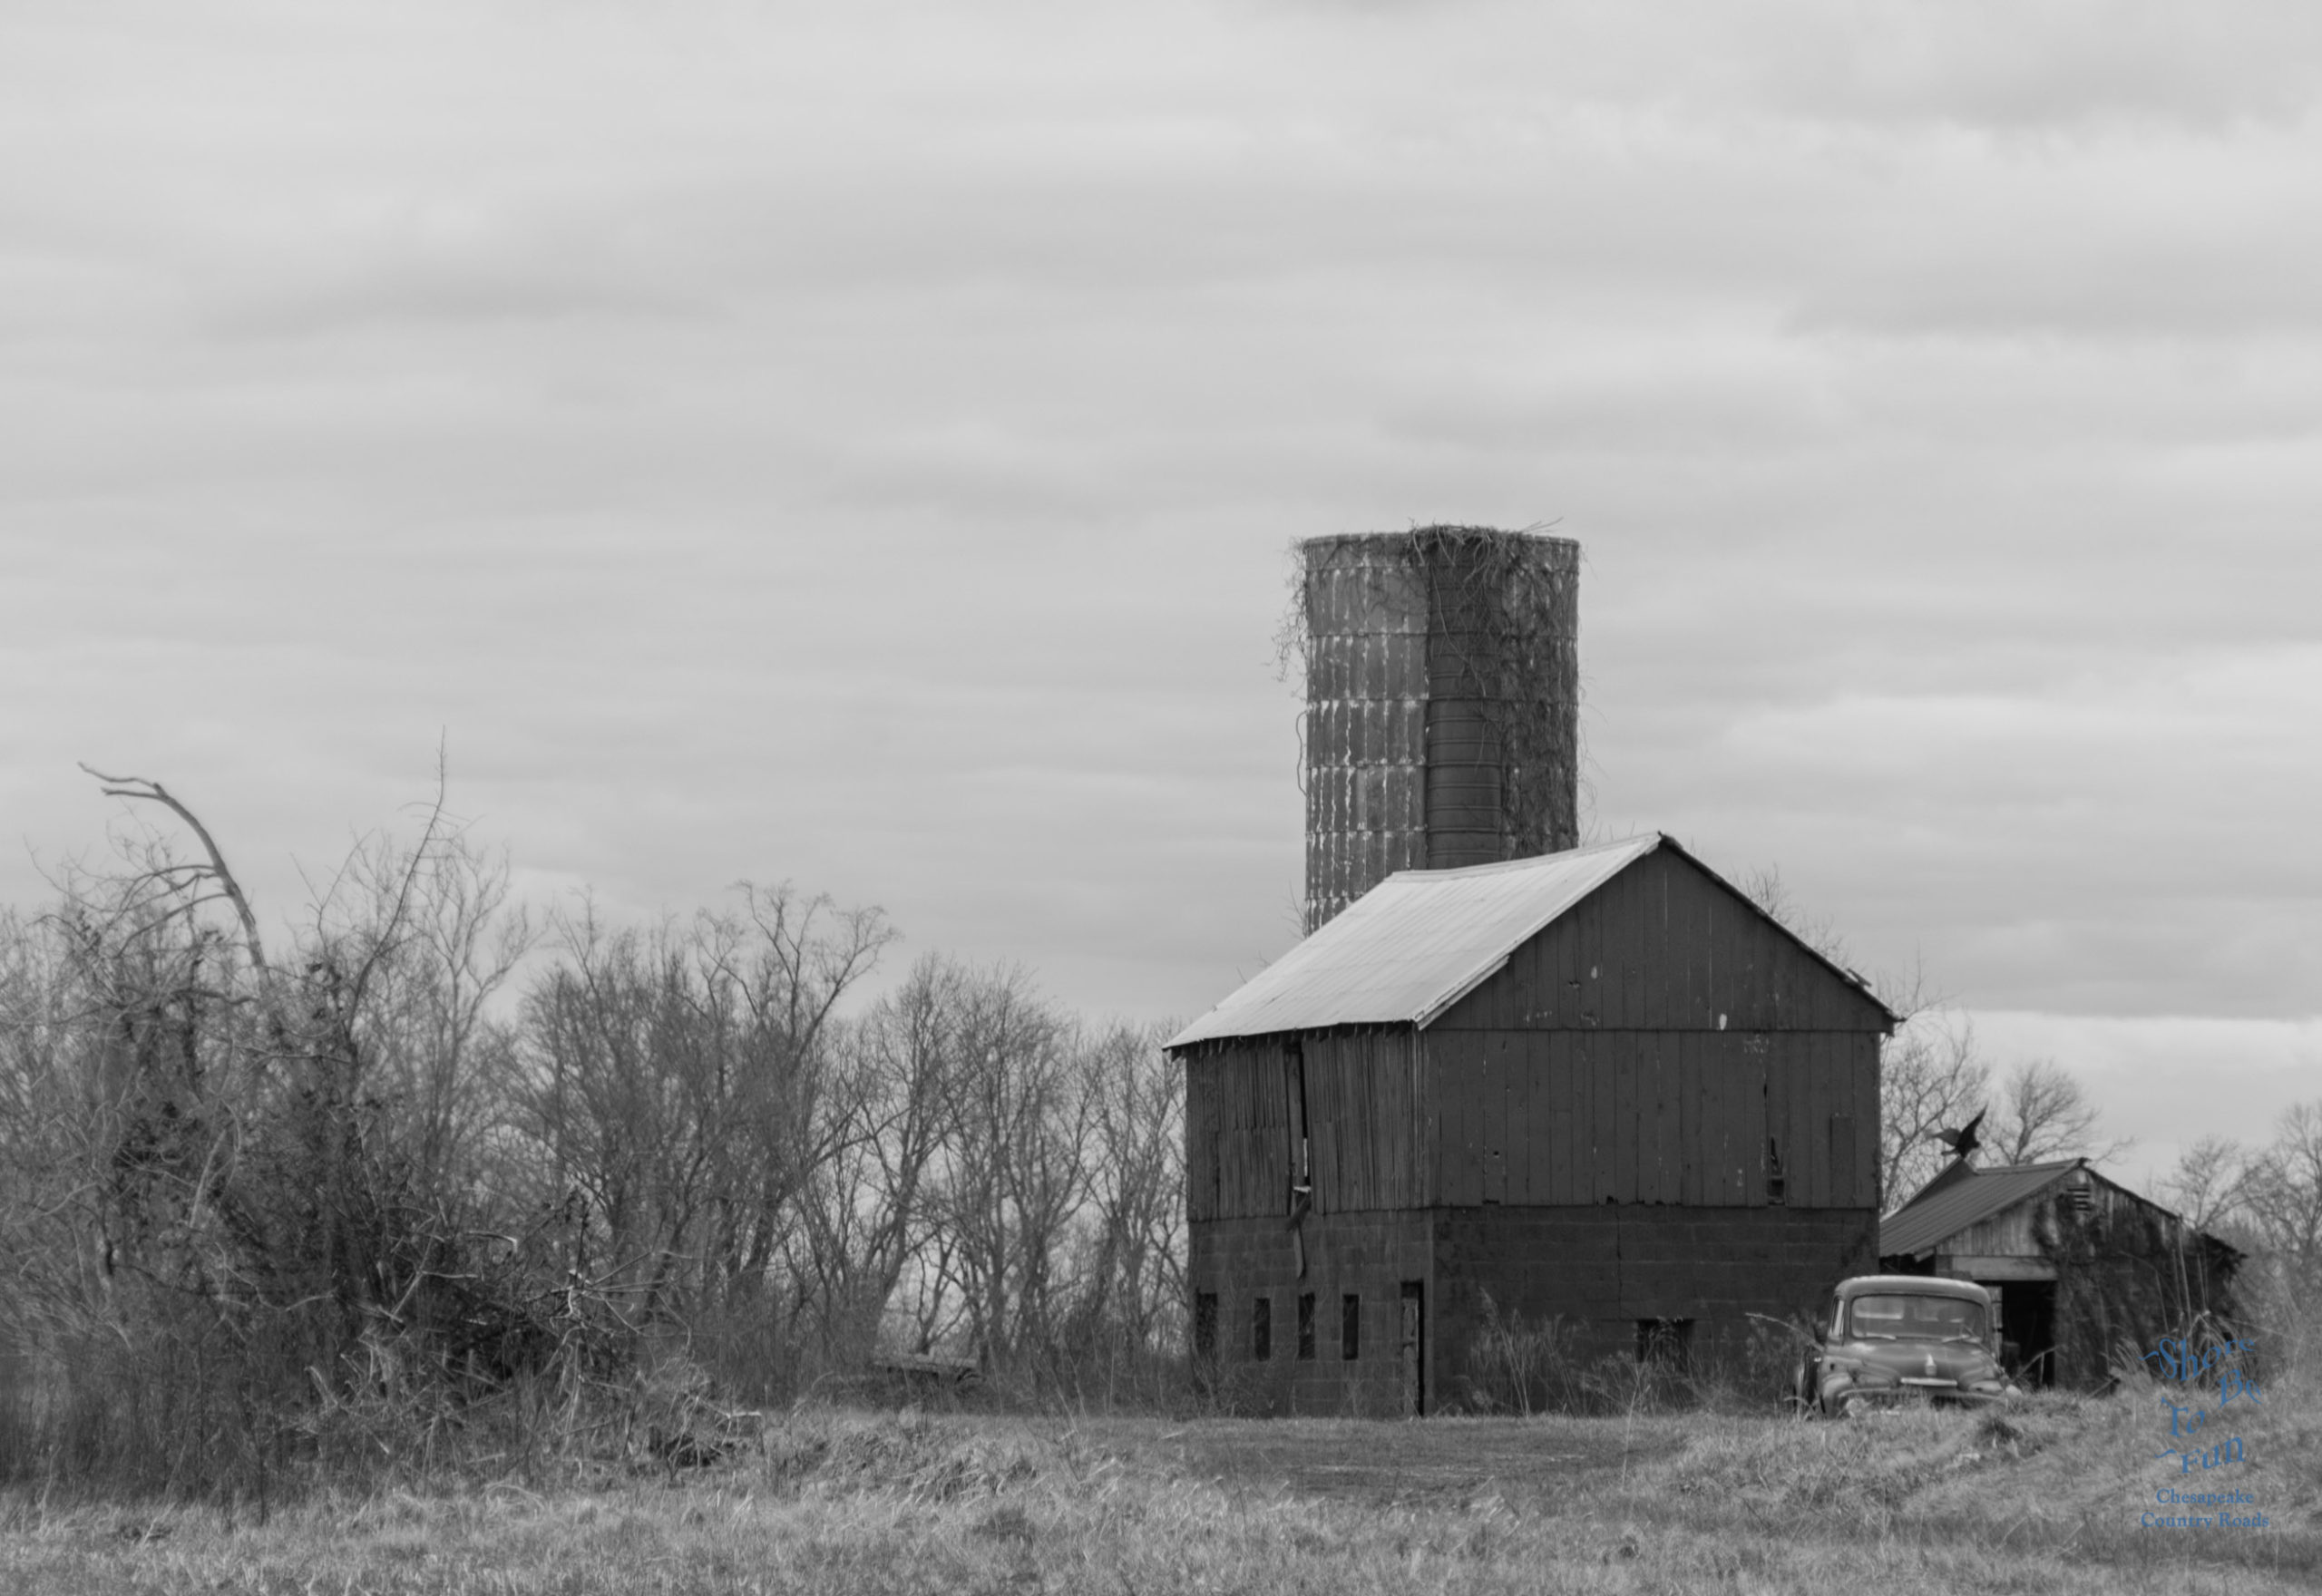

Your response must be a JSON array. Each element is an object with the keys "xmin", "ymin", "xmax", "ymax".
[
  {"xmin": 1167, "ymin": 834, "xmax": 1662, "ymax": 1046},
  {"xmin": 1878, "ymin": 1160, "xmax": 2083, "ymax": 1260}
]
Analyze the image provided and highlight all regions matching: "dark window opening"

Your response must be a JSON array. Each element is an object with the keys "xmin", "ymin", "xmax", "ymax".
[
  {"xmin": 1400, "ymin": 1280, "xmax": 1425, "ymax": 1416},
  {"xmin": 1766, "ymin": 1137, "xmax": 1787, "ymax": 1205},
  {"xmin": 1194, "ymin": 1293, "xmax": 1217, "ymax": 1358},
  {"xmin": 1253, "ymin": 1297, "xmax": 1272, "ymax": 1361},
  {"xmin": 1297, "ymin": 1293, "xmax": 1316, "ymax": 1359},
  {"xmin": 1636, "ymin": 1318, "xmax": 1693, "ymax": 1374},
  {"xmin": 1341, "ymin": 1294, "xmax": 1361, "ymax": 1361}
]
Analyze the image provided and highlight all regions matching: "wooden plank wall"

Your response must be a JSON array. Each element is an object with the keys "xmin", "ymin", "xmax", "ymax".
[
  {"xmin": 1185, "ymin": 1040, "xmax": 1289, "ymax": 1222},
  {"xmin": 1186, "ymin": 1030, "xmax": 1429, "ymax": 1220},
  {"xmin": 1421, "ymin": 1029, "xmax": 1879, "ymax": 1210},
  {"xmin": 1400, "ymin": 842, "xmax": 1887, "ymax": 1212},
  {"xmin": 1432, "ymin": 845, "xmax": 1892, "ymax": 1035},
  {"xmin": 1305, "ymin": 1028, "xmax": 1426, "ymax": 1213}
]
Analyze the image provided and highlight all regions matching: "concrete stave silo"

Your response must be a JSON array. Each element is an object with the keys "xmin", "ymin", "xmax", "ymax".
[{"xmin": 1300, "ymin": 527, "xmax": 1580, "ymax": 931}]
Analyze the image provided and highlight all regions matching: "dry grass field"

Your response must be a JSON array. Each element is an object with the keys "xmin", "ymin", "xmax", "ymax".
[{"xmin": 4, "ymin": 1377, "xmax": 2316, "ymax": 1595}]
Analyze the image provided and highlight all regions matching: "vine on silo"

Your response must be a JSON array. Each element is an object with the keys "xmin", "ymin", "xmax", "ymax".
[{"xmin": 1282, "ymin": 525, "xmax": 1585, "ymax": 858}]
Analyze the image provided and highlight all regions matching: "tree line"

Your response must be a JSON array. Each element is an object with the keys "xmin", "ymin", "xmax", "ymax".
[{"xmin": 0, "ymin": 774, "xmax": 1182, "ymax": 1494}]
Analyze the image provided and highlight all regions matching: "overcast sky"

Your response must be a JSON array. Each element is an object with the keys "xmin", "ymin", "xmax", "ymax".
[{"xmin": 3, "ymin": 1, "xmax": 2315, "ymax": 1190}]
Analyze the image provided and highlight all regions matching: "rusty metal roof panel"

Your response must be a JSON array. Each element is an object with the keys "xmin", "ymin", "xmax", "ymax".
[
  {"xmin": 1878, "ymin": 1161, "xmax": 2082, "ymax": 1260},
  {"xmin": 1167, "ymin": 834, "xmax": 1662, "ymax": 1047}
]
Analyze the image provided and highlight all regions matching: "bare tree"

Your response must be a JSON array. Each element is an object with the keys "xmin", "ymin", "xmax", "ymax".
[
  {"xmin": 1983, "ymin": 1058, "xmax": 2132, "ymax": 1169},
  {"xmin": 1068, "ymin": 1021, "xmax": 1187, "ymax": 1362},
  {"xmin": 1878, "ymin": 1003, "xmax": 1992, "ymax": 1206},
  {"xmin": 924, "ymin": 965, "xmax": 1095, "ymax": 1371},
  {"xmin": 2161, "ymin": 1135, "xmax": 2250, "ymax": 1235},
  {"xmin": 2242, "ymin": 1103, "xmax": 2322, "ymax": 1274},
  {"xmin": 513, "ymin": 885, "xmax": 893, "ymax": 1352},
  {"xmin": 785, "ymin": 953, "xmax": 963, "ymax": 1354}
]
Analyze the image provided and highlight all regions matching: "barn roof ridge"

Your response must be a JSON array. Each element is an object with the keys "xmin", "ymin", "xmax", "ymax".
[{"xmin": 1168, "ymin": 831, "xmax": 1894, "ymax": 1048}]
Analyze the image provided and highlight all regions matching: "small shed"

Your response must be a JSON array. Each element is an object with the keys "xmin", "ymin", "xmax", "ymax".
[
  {"xmin": 1879, "ymin": 1159, "xmax": 2241, "ymax": 1390},
  {"xmin": 1170, "ymin": 833, "xmax": 1898, "ymax": 1415}
]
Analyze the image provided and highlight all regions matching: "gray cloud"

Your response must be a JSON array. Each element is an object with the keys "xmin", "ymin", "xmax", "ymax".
[{"xmin": 0, "ymin": 0, "xmax": 2312, "ymax": 1140}]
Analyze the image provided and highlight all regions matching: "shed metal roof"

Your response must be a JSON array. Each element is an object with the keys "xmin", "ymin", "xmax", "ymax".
[
  {"xmin": 1167, "ymin": 835, "xmax": 1662, "ymax": 1047},
  {"xmin": 1878, "ymin": 1161, "xmax": 2082, "ymax": 1260}
]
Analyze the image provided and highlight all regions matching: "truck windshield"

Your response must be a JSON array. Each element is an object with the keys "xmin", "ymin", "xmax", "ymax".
[{"xmin": 1848, "ymin": 1294, "xmax": 1985, "ymax": 1342}]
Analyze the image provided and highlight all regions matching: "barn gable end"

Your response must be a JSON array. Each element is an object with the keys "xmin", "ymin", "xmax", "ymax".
[{"xmin": 1173, "ymin": 836, "xmax": 1895, "ymax": 1416}]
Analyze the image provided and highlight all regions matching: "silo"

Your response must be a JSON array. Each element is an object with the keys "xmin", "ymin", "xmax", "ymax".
[{"xmin": 1300, "ymin": 527, "xmax": 1580, "ymax": 932}]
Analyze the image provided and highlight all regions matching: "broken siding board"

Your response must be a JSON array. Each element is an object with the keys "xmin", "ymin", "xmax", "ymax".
[
  {"xmin": 1732, "ymin": 1037, "xmax": 1764, "ymax": 1206},
  {"xmin": 1771, "ymin": 1038, "xmax": 1800, "ymax": 1207},
  {"xmin": 1306, "ymin": 1036, "xmax": 1341, "ymax": 1212},
  {"xmin": 1744, "ymin": 1043, "xmax": 1772, "ymax": 1209}
]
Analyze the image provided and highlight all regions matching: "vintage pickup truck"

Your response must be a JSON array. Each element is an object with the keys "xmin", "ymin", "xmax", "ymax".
[{"xmin": 1794, "ymin": 1274, "xmax": 2024, "ymax": 1416}]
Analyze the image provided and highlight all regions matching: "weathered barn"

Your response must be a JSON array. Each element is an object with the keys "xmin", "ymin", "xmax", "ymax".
[
  {"xmin": 1168, "ymin": 833, "xmax": 1898, "ymax": 1415},
  {"xmin": 1879, "ymin": 1159, "xmax": 2241, "ymax": 1390}
]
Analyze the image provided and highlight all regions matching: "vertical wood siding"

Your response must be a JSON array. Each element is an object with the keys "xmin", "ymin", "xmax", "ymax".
[
  {"xmin": 1187, "ymin": 1029, "xmax": 1431, "ymax": 1219},
  {"xmin": 1431, "ymin": 847, "xmax": 1890, "ymax": 1034},
  {"xmin": 1419, "ymin": 1028, "xmax": 1878, "ymax": 1210}
]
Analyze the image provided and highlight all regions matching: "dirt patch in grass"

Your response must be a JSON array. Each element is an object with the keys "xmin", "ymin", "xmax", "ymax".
[{"xmin": 1150, "ymin": 1414, "xmax": 1685, "ymax": 1505}]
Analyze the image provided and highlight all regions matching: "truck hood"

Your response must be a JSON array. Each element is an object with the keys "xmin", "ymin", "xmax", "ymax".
[{"xmin": 1836, "ymin": 1338, "xmax": 2005, "ymax": 1386}]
